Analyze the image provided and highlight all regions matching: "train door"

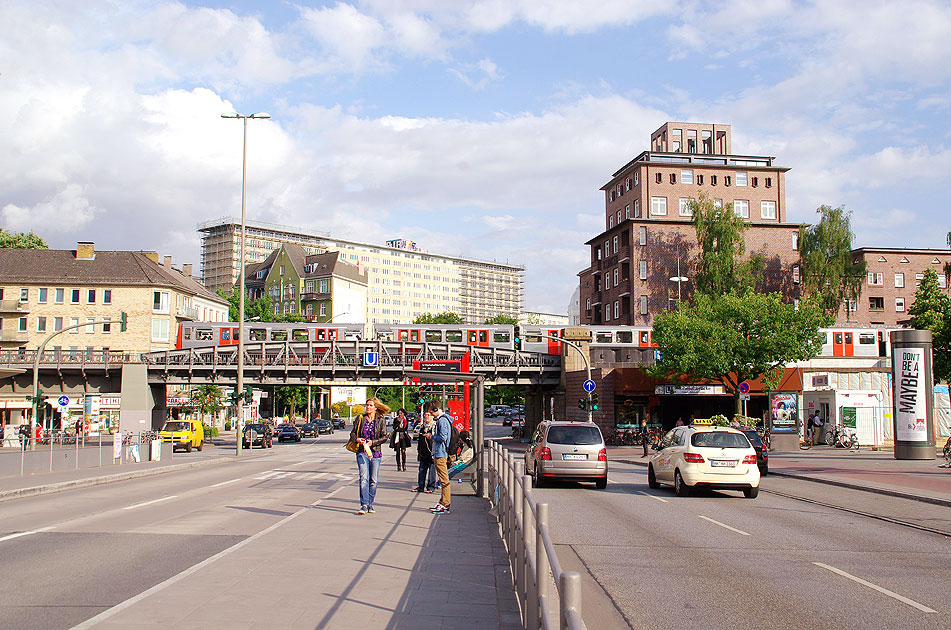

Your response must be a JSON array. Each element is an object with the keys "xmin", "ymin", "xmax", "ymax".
[
  {"xmin": 398, "ymin": 328, "xmax": 420, "ymax": 343},
  {"xmin": 832, "ymin": 331, "xmax": 844, "ymax": 357},
  {"xmin": 232, "ymin": 328, "xmax": 240, "ymax": 345},
  {"xmin": 466, "ymin": 329, "xmax": 489, "ymax": 348},
  {"xmin": 219, "ymin": 327, "xmax": 231, "ymax": 346},
  {"xmin": 637, "ymin": 330, "xmax": 651, "ymax": 348},
  {"xmin": 878, "ymin": 330, "xmax": 887, "ymax": 357},
  {"xmin": 546, "ymin": 329, "xmax": 562, "ymax": 355}
]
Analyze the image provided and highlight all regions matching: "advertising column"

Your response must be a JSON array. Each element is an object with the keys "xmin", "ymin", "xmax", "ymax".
[
  {"xmin": 84, "ymin": 394, "xmax": 101, "ymax": 437},
  {"xmin": 890, "ymin": 330, "xmax": 936, "ymax": 460}
]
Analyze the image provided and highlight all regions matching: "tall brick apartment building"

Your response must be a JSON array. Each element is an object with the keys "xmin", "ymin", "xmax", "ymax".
[{"xmin": 579, "ymin": 122, "xmax": 801, "ymax": 325}]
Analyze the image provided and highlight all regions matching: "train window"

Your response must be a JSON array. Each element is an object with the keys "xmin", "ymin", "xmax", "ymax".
[
  {"xmin": 328, "ymin": 329, "xmax": 338, "ymax": 340},
  {"xmin": 617, "ymin": 330, "xmax": 633, "ymax": 344},
  {"xmin": 425, "ymin": 330, "xmax": 442, "ymax": 342},
  {"xmin": 524, "ymin": 332, "xmax": 542, "ymax": 343},
  {"xmin": 844, "ymin": 333, "xmax": 852, "ymax": 344},
  {"xmin": 468, "ymin": 331, "xmax": 478, "ymax": 343},
  {"xmin": 196, "ymin": 329, "xmax": 213, "ymax": 341},
  {"xmin": 221, "ymin": 329, "xmax": 230, "ymax": 341},
  {"xmin": 480, "ymin": 331, "xmax": 488, "ymax": 343},
  {"xmin": 249, "ymin": 329, "xmax": 266, "ymax": 341},
  {"xmin": 640, "ymin": 331, "xmax": 649, "ymax": 344},
  {"xmin": 293, "ymin": 329, "xmax": 308, "ymax": 341},
  {"xmin": 398, "ymin": 330, "xmax": 408, "ymax": 341},
  {"xmin": 834, "ymin": 333, "xmax": 842, "ymax": 344},
  {"xmin": 494, "ymin": 331, "xmax": 511, "ymax": 343},
  {"xmin": 596, "ymin": 332, "xmax": 613, "ymax": 343},
  {"xmin": 858, "ymin": 334, "xmax": 875, "ymax": 345},
  {"xmin": 316, "ymin": 329, "xmax": 327, "ymax": 341},
  {"xmin": 377, "ymin": 331, "xmax": 394, "ymax": 342},
  {"xmin": 446, "ymin": 330, "xmax": 463, "ymax": 343},
  {"xmin": 271, "ymin": 330, "xmax": 288, "ymax": 341},
  {"xmin": 182, "ymin": 328, "xmax": 192, "ymax": 340}
]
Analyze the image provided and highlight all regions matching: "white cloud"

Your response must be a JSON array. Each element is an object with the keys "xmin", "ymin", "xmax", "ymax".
[
  {"xmin": 1, "ymin": 184, "xmax": 101, "ymax": 233},
  {"xmin": 299, "ymin": 3, "xmax": 389, "ymax": 72}
]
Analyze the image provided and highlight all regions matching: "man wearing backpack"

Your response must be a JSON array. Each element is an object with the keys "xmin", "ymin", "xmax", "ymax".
[{"xmin": 425, "ymin": 400, "xmax": 454, "ymax": 515}]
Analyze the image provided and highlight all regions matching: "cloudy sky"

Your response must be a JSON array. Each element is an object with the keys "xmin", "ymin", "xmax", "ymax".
[{"xmin": 2, "ymin": 0, "xmax": 950, "ymax": 314}]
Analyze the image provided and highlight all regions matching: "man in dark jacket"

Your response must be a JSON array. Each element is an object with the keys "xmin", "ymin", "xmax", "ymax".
[{"xmin": 412, "ymin": 412, "xmax": 437, "ymax": 492}]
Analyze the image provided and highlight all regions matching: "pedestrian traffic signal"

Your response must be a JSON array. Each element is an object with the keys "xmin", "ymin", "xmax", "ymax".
[
  {"xmin": 578, "ymin": 398, "xmax": 587, "ymax": 411},
  {"xmin": 418, "ymin": 396, "xmax": 425, "ymax": 405},
  {"xmin": 514, "ymin": 326, "xmax": 521, "ymax": 348},
  {"xmin": 591, "ymin": 393, "xmax": 599, "ymax": 411}
]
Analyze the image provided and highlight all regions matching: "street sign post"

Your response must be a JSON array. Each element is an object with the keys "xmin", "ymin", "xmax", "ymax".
[
  {"xmin": 58, "ymin": 395, "xmax": 70, "ymax": 407},
  {"xmin": 739, "ymin": 382, "xmax": 750, "ymax": 394}
]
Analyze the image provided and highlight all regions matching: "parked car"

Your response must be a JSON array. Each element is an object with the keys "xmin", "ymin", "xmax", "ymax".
[
  {"xmin": 277, "ymin": 424, "xmax": 302, "ymax": 443},
  {"xmin": 524, "ymin": 421, "xmax": 607, "ymax": 489},
  {"xmin": 647, "ymin": 425, "xmax": 760, "ymax": 498},
  {"xmin": 242, "ymin": 423, "xmax": 272, "ymax": 449},
  {"xmin": 739, "ymin": 428, "xmax": 768, "ymax": 476},
  {"xmin": 160, "ymin": 419, "xmax": 204, "ymax": 453},
  {"xmin": 299, "ymin": 422, "xmax": 318, "ymax": 438},
  {"xmin": 315, "ymin": 419, "xmax": 334, "ymax": 435},
  {"xmin": 332, "ymin": 417, "xmax": 346, "ymax": 430}
]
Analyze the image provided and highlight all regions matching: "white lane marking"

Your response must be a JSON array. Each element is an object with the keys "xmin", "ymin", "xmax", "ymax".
[
  {"xmin": 301, "ymin": 472, "xmax": 329, "ymax": 480},
  {"xmin": 698, "ymin": 515, "xmax": 750, "ymax": 536},
  {"xmin": 813, "ymin": 562, "xmax": 937, "ymax": 613},
  {"xmin": 210, "ymin": 478, "xmax": 244, "ymax": 488},
  {"xmin": 0, "ymin": 526, "xmax": 54, "ymax": 543},
  {"xmin": 254, "ymin": 470, "xmax": 282, "ymax": 480},
  {"xmin": 638, "ymin": 491, "xmax": 669, "ymax": 503},
  {"xmin": 121, "ymin": 496, "xmax": 177, "ymax": 511},
  {"xmin": 72, "ymin": 484, "xmax": 349, "ymax": 629}
]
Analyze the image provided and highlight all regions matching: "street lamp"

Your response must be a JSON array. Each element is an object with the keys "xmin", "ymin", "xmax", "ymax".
[
  {"xmin": 221, "ymin": 111, "xmax": 270, "ymax": 457},
  {"xmin": 669, "ymin": 245, "xmax": 689, "ymax": 303}
]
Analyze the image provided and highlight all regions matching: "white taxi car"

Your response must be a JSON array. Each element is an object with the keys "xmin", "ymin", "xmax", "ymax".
[{"xmin": 647, "ymin": 425, "xmax": 760, "ymax": 498}]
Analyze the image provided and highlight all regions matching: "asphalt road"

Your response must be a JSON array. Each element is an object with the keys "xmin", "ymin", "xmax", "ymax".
[
  {"xmin": 532, "ymin": 458, "xmax": 951, "ymax": 630},
  {"xmin": 0, "ymin": 434, "xmax": 352, "ymax": 630}
]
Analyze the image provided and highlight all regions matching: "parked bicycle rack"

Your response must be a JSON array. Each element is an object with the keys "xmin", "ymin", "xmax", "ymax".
[{"xmin": 485, "ymin": 440, "xmax": 586, "ymax": 630}]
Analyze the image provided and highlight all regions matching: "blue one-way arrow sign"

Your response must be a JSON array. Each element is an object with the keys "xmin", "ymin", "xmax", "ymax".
[
  {"xmin": 363, "ymin": 352, "xmax": 379, "ymax": 367},
  {"xmin": 583, "ymin": 379, "xmax": 596, "ymax": 393}
]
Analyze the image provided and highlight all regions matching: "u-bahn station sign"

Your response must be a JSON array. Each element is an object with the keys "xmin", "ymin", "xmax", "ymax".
[{"xmin": 655, "ymin": 385, "xmax": 725, "ymax": 395}]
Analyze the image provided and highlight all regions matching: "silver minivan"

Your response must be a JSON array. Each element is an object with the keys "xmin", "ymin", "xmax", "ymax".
[{"xmin": 524, "ymin": 421, "xmax": 607, "ymax": 489}]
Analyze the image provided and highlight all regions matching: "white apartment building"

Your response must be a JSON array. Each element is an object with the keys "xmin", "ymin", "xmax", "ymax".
[{"xmin": 198, "ymin": 218, "xmax": 524, "ymax": 324}]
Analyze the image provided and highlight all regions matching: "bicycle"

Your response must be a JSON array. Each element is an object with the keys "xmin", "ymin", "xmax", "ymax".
[{"xmin": 941, "ymin": 436, "xmax": 951, "ymax": 467}]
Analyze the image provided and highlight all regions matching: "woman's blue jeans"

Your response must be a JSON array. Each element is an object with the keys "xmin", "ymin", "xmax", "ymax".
[
  {"xmin": 356, "ymin": 451, "xmax": 381, "ymax": 507},
  {"xmin": 417, "ymin": 459, "xmax": 436, "ymax": 491}
]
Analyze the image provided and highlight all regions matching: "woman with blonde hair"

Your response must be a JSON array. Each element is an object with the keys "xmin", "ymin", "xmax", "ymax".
[{"xmin": 350, "ymin": 397, "xmax": 391, "ymax": 515}]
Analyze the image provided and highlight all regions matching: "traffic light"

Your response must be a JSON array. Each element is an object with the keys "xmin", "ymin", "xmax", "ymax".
[
  {"xmin": 513, "ymin": 325, "xmax": 521, "ymax": 349},
  {"xmin": 418, "ymin": 396, "xmax": 426, "ymax": 406},
  {"xmin": 244, "ymin": 385, "xmax": 252, "ymax": 404},
  {"xmin": 120, "ymin": 312, "xmax": 128, "ymax": 332},
  {"xmin": 578, "ymin": 398, "xmax": 587, "ymax": 411},
  {"xmin": 26, "ymin": 389, "xmax": 43, "ymax": 404},
  {"xmin": 591, "ymin": 393, "xmax": 599, "ymax": 411}
]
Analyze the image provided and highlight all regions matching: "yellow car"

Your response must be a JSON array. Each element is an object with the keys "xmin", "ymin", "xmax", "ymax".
[{"xmin": 160, "ymin": 419, "xmax": 204, "ymax": 453}]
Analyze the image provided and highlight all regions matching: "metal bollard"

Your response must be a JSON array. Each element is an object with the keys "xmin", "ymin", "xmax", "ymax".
[
  {"xmin": 533, "ymin": 503, "xmax": 550, "ymax": 630},
  {"xmin": 560, "ymin": 572, "xmax": 582, "ymax": 630}
]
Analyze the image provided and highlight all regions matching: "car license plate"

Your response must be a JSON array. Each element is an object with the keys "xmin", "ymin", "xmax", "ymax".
[
  {"xmin": 711, "ymin": 459, "xmax": 737, "ymax": 468},
  {"xmin": 563, "ymin": 454, "xmax": 586, "ymax": 460}
]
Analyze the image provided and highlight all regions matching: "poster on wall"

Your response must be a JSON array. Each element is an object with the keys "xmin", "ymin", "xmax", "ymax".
[
  {"xmin": 83, "ymin": 394, "xmax": 101, "ymax": 436},
  {"xmin": 893, "ymin": 346, "xmax": 928, "ymax": 442},
  {"xmin": 770, "ymin": 393, "xmax": 799, "ymax": 433}
]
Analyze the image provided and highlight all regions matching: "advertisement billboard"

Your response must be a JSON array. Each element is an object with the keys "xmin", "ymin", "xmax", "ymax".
[{"xmin": 770, "ymin": 392, "xmax": 799, "ymax": 433}]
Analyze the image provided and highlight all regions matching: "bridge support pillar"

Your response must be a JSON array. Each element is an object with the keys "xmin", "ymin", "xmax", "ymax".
[{"xmin": 119, "ymin": 364, "xmax": 161, "ymax": 434}]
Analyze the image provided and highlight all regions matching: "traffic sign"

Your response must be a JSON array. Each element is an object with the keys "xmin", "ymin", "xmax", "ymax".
[
  {"xmin": 739, "ymin": 382, "xmax": 750, "ymax": 394},
  {"xmin": 739, "ymin": 393, "xmax": 751, "ymax": 401},
  {"xmin": 58, "ymin": 395, "xmax": 70, "ymax": 407},
  {"xmin": 363, "ymin": 352, "xmax": 379, "ymax": 367},
  {"xmin": 583, "ymin": 379, "xmax": 596, "ymax": 393}
]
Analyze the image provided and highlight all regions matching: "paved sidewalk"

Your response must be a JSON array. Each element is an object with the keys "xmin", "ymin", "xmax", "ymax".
[{"xmin": 78, "ymin": 476, "xmax": 520, "ymax": 630}]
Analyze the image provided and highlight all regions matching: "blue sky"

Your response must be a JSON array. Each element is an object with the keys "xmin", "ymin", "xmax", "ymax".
[{"xmin": 1, "ymin": 0, "xmax": 950, "ymax": 314}]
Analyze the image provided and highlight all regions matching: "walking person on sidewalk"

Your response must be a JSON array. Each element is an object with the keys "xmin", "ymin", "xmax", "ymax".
[
  {"xmin": 425, "ymin": 400, "xmax": 453, "ymax": 515},
  {"xmin": 351, "ymin": 397, "xmax": 391, "ymax": 515},
  {"xmin": 390, "ymin": 408, "xmax": 410, "ymax": 472},
  {"xmin": 641, "ymin": 418, "xmax": 649, "ymax": 457},
  {"xmin": 413, "ymin": 411, "xmax": 437, "ymax": 493}
]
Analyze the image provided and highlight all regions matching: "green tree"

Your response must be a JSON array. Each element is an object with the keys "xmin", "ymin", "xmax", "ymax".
[
  {"xmin": 691, "ymin": 193, "xmax": 765, "ymax": 296},
  {"xmin": 798, "ymin": 205, "xmax": 866, "ymax": 319},
  {"xmin": 0, "ymin": 228, "xmax": 48, "ymax": 249},
  {"xmin": 184, "ymin": 384, "xmax": 224, "ymax": 425},
  {"xmin": 484, "ymin": 313, "xmax": 518, "ymax": 325},
  {"xmin": 649, "ymin": 293, "xmax": 830, "ymax": 413},
  {"xmin": 484, "ymin": 385, "xmax": 523, "ymax": 407},
  {"xmin": 217, "ymin": 288, "xmax": 276, "ymax": 322},
  {"xmin": 276, "ymin": 386, "xmax": 310, "ymax": 420},
  {"xmin": 414, "ymin": 312, "xmax": 464, "ymax": 324},
  {"xmin": 908, "ymin": 268, "xmax": 951, "ymax": 383}
]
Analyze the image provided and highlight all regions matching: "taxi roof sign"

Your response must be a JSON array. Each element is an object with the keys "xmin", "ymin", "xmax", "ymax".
[{"xmin": 691, "ymin": 418, "xmax": 715, "ymax": 425}]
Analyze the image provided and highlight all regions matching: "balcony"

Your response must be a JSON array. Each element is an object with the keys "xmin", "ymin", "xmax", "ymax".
[
  {"xmin": 175, "ymin": 306, "xmax": 200, "ymax": 320},
  {"xmin": 301, "ymin": 292, "xmax": 332, "ymax": 301},
  {"xmin": 0, "ymin": 329, "xmax": 30, "ymax": 343},
  {"xmin": 0, "ymin": 300, "xmax": 29, "ymax": 314}
]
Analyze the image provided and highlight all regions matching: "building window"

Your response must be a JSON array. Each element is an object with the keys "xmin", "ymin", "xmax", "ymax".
[
  {"xmin": 319, "ymin": 280, "xmax": 327, "ymax": 293},
  {"xmin": 20, "ymin": 288, "xmax": 28, "ymax": 301},
  {"xmin": 725, "ymin": 176, "xmax": 732, "ymax": 186},
  {"xmin": 672, "ymin": 141, "xmax": 680, "ymax": 152},
  {"xmin": 633, "ymin": 200, "xmax": 640, "ymax": 218},
  {"xmin": 681, "ymin": 169, "xmax": 694, "ymax": 184},
  {"xmin": 697, "ymin": 174, "xmax": 704, "ymax": 185},
  {"xmin": 894, "ymin": 273, "xmax": 904, "ymax": 288},
  {"xmin": 761, "ymin": 201, "xmax": 776, "ymax": 219},
  {"xmin": 896, "ymin": 297, "xmax": 905, "ymax": 312},
  {"xmin": 867, "ymin": 272, "xmax": 883, "ymax": 286},
  {"xmin": 751, "ymin": 176, "xmax": 758, "ymax": 187},
  {"xmin": 736, "ymin": 172, "xmax": 748, "ymax": 186},
  {"xmin": 613, "ymin": 268, "xmax": 619, "ymax": 286},
  {"xmin": 55, "ymin": 288, "xmax": 64, "ymax": 304},
  {"xmin": 792, "ymin": 232, "xmax": 799, "ymax": 250},
  {"xmin": 651, "ymin": 197, "xmax": 667, "ymax": 216},
  {"xmin": 54, "ymin": 317, "xmax": 63, "ymax": 331},
  {"xmin": 710, "ymin": 175, "xmax": 717, "ymax": 186},
  {"xmin": 151, "ymin": 318, "xmax": 169, "ymax": 341},
  {"xmin": 319, "ymin": 303, "xmax": 327, "ymax": 316},
  {"xmin": 609, "ymin": 215, "xmax": 615, "ymax": 228},
  {"xmin": 102, "ymin": 317, "xmax": 111, "ymax": 333},
  {"xmin": 669, "ymin": 173, "xmax": 677, "ymax": 184},
  {"xmin": 617, "ymin": 210, "xmax": 622, "ymax": 224},
  {"xmin": 614, "ymin": 301, "xmax": 619, "ymax": 319},
  {"xmin": 71, "ymin": 289, "xmax": 80, "ymax": 304},
  {"xmin": 612, "ymin": 235, "xmax": 618, "ymax": 254},
  {"xmin": 679, "ymin": 198, "xmax": 692, "ymax": 216},
  {"xmin": 639, "ymin": 226, "xmax": 647, "ymax": 246},
  {"xmin": 915, "ymin": 273, "xmax": 924, "ymax": 287},
  {"xmin": 87, "ymin": 289, "xmax": 96, "ymax": 303},
  {"xmin": 765, "ymin": 177, "xmax": 772, "ymax": 188},
  {"xmin": 585, "ymin": 298, "xmax": 590, "ymax": 310},
  {"xmin": 625, "ymin": 178, "xmax": 631, "ymax": 192},
  {"xmin": 869, "ymin": 297, "xmax": 885, "ymax": 311},
  {"xmin": 69, "ymin": 317, "xmax": 79, "ymax": 333},
  {"xmin": 633, "ymin": 172, "xmax": 638, "ymax": 186},
  {"xmin": 655, "ymin": 172, "xmax": 662, "ymax": 184},
  {"xmin": 640, "ymin": 260, "xmax": 648, "ymax": 280},
  {"xmin": 734, "ymin": 200, "xmax": 750, "ymax": 218},
  {"xmin": 38, "ymin": 288, "xmax": 48, "ymax": 303},
  {"xmin": 714, "ymin": 199, "xmax": 723, "ymax": 209},
  {"xmin": 625, "ymin": 204, "xmax": 631, "ymax": 219},
  {"xmin": 152, "ymin": 291, "xmax": 169, "ymax": 313},
  {"xmin": 86, "ymin": 317, "xmax": 95, "ymax": 333},
  {"xmin": 640, "ymin": 295, "xmax": 648, "ymax": 315},
  {"xmin": 18, "ymin": 316, "xmax": 28, "ymax": 332},
  {"xmin": 793, "ymin": 265, "xmax": 800, "ymax": 284},
  {"xmin": 279, "ymin": 265, "xmax": 285, "ymax": 276}
]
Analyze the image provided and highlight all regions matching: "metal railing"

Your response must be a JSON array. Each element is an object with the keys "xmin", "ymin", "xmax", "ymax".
[
  {"xmin": 485, "ymin": 440, "xmax": 586, "ymax": 630},
  {"xmin": 2, "ymin": 430, "xmax": 164, "ymax": 476}
]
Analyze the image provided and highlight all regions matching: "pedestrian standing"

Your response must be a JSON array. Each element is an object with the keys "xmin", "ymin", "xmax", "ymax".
[
  {"xmin": 351, "ymin": 397, "xmax": 391, "ymax": 515},
  {"xmin": 425, "ymin": 400, "xmax": 453, "ymax": 515},
  {"xmin": 641, "ymin": 418, "xmax": 649, "ymax": 457},
  {"xmin": 413, "ymin": 411, "xmax": 437, "ymax": 493},
  {"xmin": 811, "ymin": 411, "xmax": 823, "ymax": 443},
  {"xmin": 390, "ymin": 408, "xmax": 410, "ymax": 472}
]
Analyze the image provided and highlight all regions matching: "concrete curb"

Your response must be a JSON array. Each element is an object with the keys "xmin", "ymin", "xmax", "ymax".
[
  {"xmin": 0, "ymin": 453, "xmax": 245, "ymax": 504},
  {"xmin": 614, "ymin": 457, "xmax": 951, "ymax": 508}
]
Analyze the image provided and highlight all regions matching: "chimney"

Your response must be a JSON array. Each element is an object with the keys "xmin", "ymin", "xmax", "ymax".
[
  {"xmin": 182, "ymin": 263, "xmax": 193, "ymax": 277},
  {"xmin": 141, "ymin": 251, "xmax": 159, "ymax": 263},
  {"xmin": 76, "ymin": 242, "xmax": 95, "ymax": 260},
  {"xmin": 163, "ymin": 256, "xmax": 173, "ymax": 268}
]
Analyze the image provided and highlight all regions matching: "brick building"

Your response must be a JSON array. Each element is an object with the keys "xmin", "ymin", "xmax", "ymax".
[
  {"xmin": 579, "ymin": 122, "xmax": 801, "ymax": 325},
  {"xmin": 842, "ymin": 248, "xmax": 951, "ymax": 326}
]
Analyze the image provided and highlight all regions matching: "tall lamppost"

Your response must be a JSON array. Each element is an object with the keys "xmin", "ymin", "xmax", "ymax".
[
  {"xmin": 221, "ymin": 111, "xmax": 270, "ymax": 457},
  {"xmin": 669, "ymin": 246, "xmax": 689, "ymax": 304}
]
